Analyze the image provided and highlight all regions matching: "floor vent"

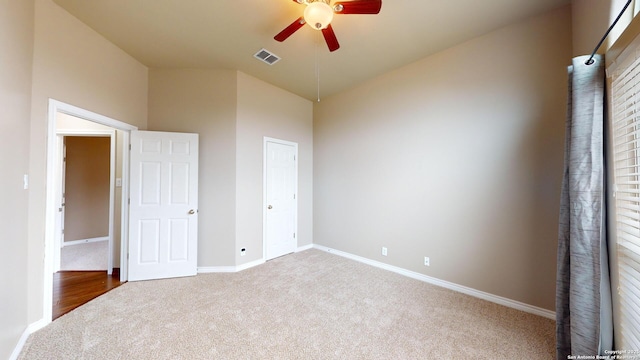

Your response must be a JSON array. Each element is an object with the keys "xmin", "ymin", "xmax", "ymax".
[{"xmin": 254, "ymin": 48, "xmax": 281, "ymax": 65}]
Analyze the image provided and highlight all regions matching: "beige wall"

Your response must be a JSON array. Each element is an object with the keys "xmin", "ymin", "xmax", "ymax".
[
  {"xmin": 28, "ymin": 0, "xmax": 148, "ymax": 323},
  {"xmin": 313, "ymin": 6, "xmax": 572, "ymax": 311},
  {"xmin": 0, "ymin": 0, "xmax": 34, "ymax": 357},
  {"xmin": 148, "ymin": 70, "xmax": 313, "ymax": 267},
  {"xmin": 63, "ymin": 137, "xmax": 111, "ymax": 242},
  {"xmin": 2, "ymin": 1, "xmax": 587, "ymax": 356},
  {"xmin": 148, "ymin": 69, "xmax": 238, "ymax": 266},
  {"xmin": 572, "ymin": 0, "xmax": 634, "ymax": 57},
  {"xmin": 236, "ymin": 72, "xmax": 313, "ymax": 264}
]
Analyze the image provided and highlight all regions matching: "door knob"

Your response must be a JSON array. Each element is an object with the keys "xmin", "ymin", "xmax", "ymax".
[
  {"xmin": 188, "ymin": 209, "xmax": 196, "ymax": 215},
  {"xmin": 268, "ymin": 205, "xmax": 273, "ymax": 209}
]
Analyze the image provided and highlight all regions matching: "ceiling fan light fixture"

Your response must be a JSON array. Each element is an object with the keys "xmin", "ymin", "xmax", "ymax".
[{"xmin": 304, "ymin": 1, "xmax": 334, "ymax": 30}]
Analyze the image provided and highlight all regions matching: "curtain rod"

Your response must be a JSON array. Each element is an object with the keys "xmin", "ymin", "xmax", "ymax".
[{"xmin": 586, "ymin": 0, "xmax": 633, "ymax": 65}]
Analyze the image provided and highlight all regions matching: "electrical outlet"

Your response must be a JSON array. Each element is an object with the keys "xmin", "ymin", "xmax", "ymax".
[
  {"xmin": 241, "ymin": 248, "xmax": 246, "ymax": 256},
  {"xmin": 382, "ymin": 247, "xmax": 388, "ymax": 256},
  {"xmin": 424, "ymin": 257, "xmax": 430, "ymax": 266}
]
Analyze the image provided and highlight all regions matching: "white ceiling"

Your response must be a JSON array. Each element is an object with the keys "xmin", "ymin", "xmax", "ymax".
[{"xmin": 53, "ymin": 0, "xmax": 570, "ymax": 101}]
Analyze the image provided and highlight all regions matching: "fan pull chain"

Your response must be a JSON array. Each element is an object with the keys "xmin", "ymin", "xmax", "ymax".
[{"xmin": 316, "ymin": 31, "xmax": 321, "ymax": 102}]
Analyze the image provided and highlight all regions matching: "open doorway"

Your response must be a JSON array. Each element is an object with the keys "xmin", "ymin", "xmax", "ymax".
[
  {"xmin": 52, "ymin": 115, "xmax": 119, "ymax": 320},
  {"xmin": 44, "ymin": 100, "xmax": 137, "ymax": 324},
  {"xmin": 55, "ymin": 133, "xmax": 114, "ymax": 272}
]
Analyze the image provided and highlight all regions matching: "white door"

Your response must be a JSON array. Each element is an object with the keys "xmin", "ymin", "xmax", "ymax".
[
  {"xmin": 264, "ymin": 138, "xmax": 298, "ymax": 260},
  {"xmin": 128, "ymin": 130, "xmax": 199, "ymax": 281}
]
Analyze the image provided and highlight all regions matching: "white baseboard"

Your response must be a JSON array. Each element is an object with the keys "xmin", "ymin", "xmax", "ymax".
[
  {"xmin": 26, "ymin": 318, "xmax": 49, "ymax": 334},
  {"xmin": 197, "ymin": 266, "xmax": 236, "ymax": 273},
  {"xmin": 198, "ymin": 247, "xmax": 314, "ymax": 274},
  {"xmin": 9, "ymin": 329, "xmax": 30, "ymax": 360},
  {"xmin": 296, "ymin": 244, "xmax": 314, "ymax": 252},
  {"xmin": 9, "ymin": 318, "xmax": 50, "ymax": 360},
  {"xmin": 313, "ymin": 244, "xmax": 555, "ymax": 320},
  {"xmin": 62, "ymin": 236, "xmax": 108, "ymax": 247},
  {"xmin": 14, "ymin": 244, "xmax": 551, "ymax": 359},
  {"xmin": 236, "ymin": 259, "xmax": 265, "ymax": 272},
  {"xmin": 198, "ymin": 258, "xmax": 265, "ymax": 274}
]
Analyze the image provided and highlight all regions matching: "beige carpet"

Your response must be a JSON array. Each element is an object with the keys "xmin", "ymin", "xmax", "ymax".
[
  {"xmin": 20, "ymin": 249, "xmax": 554, "ymax": 359},
  {"xmin": 60, "ymin": 241, "xmax": 108, "ymax": 271}
]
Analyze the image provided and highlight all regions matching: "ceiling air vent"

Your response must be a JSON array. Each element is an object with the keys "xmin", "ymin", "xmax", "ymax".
[{"xmin": 254, "ymin": 48, "xmax": 281, "ymax": 65}]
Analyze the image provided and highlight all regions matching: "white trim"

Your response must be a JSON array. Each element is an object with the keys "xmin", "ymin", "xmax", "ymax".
[
  {"xmin": 120, "ymin": 130, "xmax": 131, "ymax": 282},
  {"xmin": 9, "ymin": 329, "xmax": 30, "ymax": 360},
  {"xmin": 263, "ymin": 137, "xmax": 299, "ymax": 261},
  {"xmin": 197, "ymin": 266, "xmax": 237, "ymax": 273},
  {"xmin": 26, "ymin": 318, "xmax": 49, "ymax": 334},
  {"xmin": 296, "ymin": 243, "xmax": 313, "ymax": 252},
  {"xmin": 313, "ymin": 244, "xmax": 556, "ymax": 320},
  {"xmin": 44, "ymin": 99, "xmax": 138, "ymax": 326},
  {"xmin": 61, "ymin": 236, "xmax": 109, "ymax": 247},
  {"xmin": 198, "ymin": 246, "xmax": 314, "ymax": 274},
  {"xmin": 56, "ymin": 129, "xmax": 114, "ymax": 136},
  {"xmin": 52, "ymin": 100, "xmax": 138, "ymax": 131},
  {"xmin": 52, "ymin": 135, "xmax": 64, "ymax": 272},
  {"xmin": 108, "ymin": 132, "xmax": 118, "ymax": 275},
  {"xmin": 197, "ymin": 258, "xmax": 266, "ymax": 274},
  {"xmin": 9, "ymin": 319, "xmax": 49, "ymax": 360},
  {"xmin": 237, "ymin": 258, "xmax": 266, "ymax": 272}
]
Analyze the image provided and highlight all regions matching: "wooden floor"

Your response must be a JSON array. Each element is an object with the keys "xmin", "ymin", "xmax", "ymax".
[{"xmin": 53, "ymin": 269, "xmax": 123, "ymax": 320}]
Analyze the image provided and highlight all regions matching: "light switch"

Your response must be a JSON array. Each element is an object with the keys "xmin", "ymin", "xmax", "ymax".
[
  {"xmin": 116, "ymin": 178, "xmax": 122, "ymax": 187},
  {"xmin": 23, "ymin": 174, "xmax": 28, "ymax": 190}
]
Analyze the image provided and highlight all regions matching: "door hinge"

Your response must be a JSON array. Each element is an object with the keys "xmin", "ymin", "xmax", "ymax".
[
  {"xmin": 128, "ymin": 198, "xmax": 130, "ymax": 205},
  {"xmin": 293, "ymin": 193, "xmax": 296, "ymax": 199},
  {"xmin": 129, "ymin": 144, "xmax": 132, "ymax": 150},
  {"xmin": 293, "ymin": 232, "xmax": 296, "ymax": 239}
]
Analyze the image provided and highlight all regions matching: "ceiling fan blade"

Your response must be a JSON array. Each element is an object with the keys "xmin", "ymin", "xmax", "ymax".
[
  {"xmin": 322, "ymin": 25, "xmax": 340, "ymax": 52},
  {"xmin": 274, "ymin": 17, "xmax": 305, "ymax": 42},
  {"xmin": 334, "ymin": 0, "xmax": 382, "ymax": 14}
]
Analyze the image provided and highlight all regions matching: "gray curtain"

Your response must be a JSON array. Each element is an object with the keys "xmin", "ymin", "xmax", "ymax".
[{"xmin": 556, "ymin": 54, "xmax": 613, "ymax": 359}]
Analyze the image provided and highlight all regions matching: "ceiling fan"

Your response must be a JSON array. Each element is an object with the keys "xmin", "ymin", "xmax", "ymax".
[{"xmin": 274, "ymin": 0, "xmax": 382, "ymax": 52}]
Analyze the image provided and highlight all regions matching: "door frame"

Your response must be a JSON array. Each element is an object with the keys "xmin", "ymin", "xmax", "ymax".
[
  {"xmin": 52, "ymin": 135, "xmax": 65, "ymax": 273},
  {"xmin": 262, "ymin": 137, "xmax": 298, "ymax": 261},
  {"xmin": 54, "ymin": 130, "xmax": 116, "ymax": 275},
  {"xmin": 44, "ymin": 99, "xmax": 137, "ymax": 324}
]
